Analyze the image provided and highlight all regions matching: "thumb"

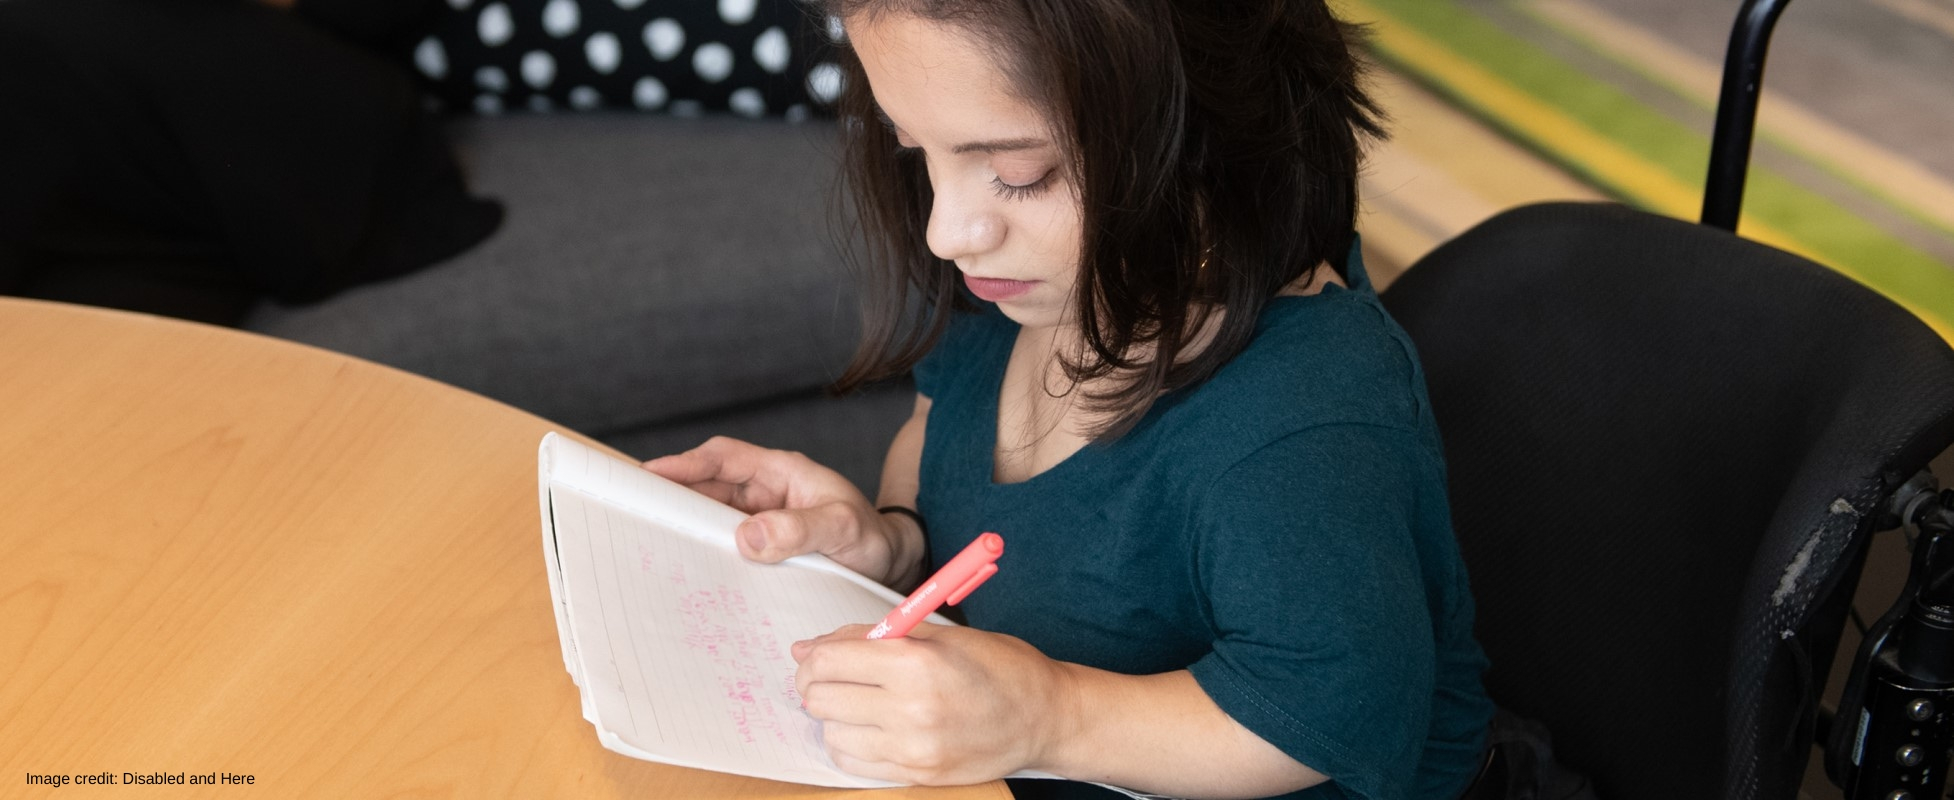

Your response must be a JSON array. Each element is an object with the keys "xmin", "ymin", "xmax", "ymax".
[{"xmin": 738, "ymin": 502, "xmax": 857, "ymax": 562}]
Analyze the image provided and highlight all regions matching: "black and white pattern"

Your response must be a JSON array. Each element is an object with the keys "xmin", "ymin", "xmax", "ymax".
[{"xmin": 410, "ymin": 0, "xmax": 846, "ymax": 118}]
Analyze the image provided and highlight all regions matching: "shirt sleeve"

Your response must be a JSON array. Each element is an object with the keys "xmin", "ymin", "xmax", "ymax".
[{"xmin": 1185, "ymin": 423, "xmax": 1441, "ymax": 800}]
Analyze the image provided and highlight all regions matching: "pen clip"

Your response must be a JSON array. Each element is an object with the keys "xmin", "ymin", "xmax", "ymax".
[{"xmin": 946, "ymin": 563, "xmax": 997, "ymax": 605}]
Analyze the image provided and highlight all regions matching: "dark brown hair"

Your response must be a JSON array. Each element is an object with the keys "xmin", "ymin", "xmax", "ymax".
[{"xmin": 827, "ymin": 0, "xmax": 1385, "ymax": 439}]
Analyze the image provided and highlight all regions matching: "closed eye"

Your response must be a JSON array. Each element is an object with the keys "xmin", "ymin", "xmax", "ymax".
[{"xmin": 991, "ymin": 172, "xmax": 1053, "ymax": 201}]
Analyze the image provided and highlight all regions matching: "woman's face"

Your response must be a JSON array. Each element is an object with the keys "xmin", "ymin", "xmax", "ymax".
[{"xmin": 849, "ymin": 13, "xmax": 1083, "ymax": 332}]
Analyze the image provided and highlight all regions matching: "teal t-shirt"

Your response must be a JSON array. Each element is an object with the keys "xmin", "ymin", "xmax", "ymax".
[{"xmin": 911, "ymin": 250, "xmax": 1493, "ymax": 800}]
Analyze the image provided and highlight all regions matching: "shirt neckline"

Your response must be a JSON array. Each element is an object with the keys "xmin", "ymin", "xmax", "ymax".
[{"xmin": 976, "ymin": 285, "xmax": 1360, "ymax": 489}]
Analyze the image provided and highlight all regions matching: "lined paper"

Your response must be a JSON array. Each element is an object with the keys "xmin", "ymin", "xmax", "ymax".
[
  {"xmin": 536, "ymin": 434, "xmax": 1098, "ymax": 792},
  {"xmin": 537, "ymin": 433, "xmax": 923, "ymax": 787}
]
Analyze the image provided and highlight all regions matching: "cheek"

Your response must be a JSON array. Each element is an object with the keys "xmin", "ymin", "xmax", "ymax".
[
  {"xmin": 1012, "ymin": 203, "xmax": 1083, "ymax": 317},
  {"xmin": 1026, "ymin": 200, "xmax": 1083, "ymax": 275},
  {"xmin": 1016, "ymin": 188, "xmax": 1080, "ymax": 249}
]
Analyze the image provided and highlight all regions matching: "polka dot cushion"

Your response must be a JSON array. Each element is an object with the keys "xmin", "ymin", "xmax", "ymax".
[{"xmin": 409, "ymin": 0, "xmax": 844, "ymax": 117}]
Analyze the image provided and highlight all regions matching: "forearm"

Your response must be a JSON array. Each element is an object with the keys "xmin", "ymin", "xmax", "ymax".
[{"xmin": 1040, "ymin": 666, "xmax": 1327, "ymax": 800}]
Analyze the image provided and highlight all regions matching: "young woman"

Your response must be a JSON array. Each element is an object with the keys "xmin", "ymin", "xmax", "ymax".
[{"xmin": 644, "ymin": 2, "xmax": 1493, "ymax": 798}]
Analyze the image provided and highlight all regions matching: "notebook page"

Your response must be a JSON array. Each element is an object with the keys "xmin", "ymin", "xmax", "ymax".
[
  {"xmin": 549, "ymin": 485, "xmax": 901, "ymax": 786},
  {"xmin": 539, "ymin": 433, "xmax": 932, "ymax": 786},
  {"xmin": 537, "ymin": 434, "xmax": 1088, "ymax": 789}
]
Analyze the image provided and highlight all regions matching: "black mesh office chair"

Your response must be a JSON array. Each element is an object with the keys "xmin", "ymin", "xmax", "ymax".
[
  {"xmin": 1378, "ymin": 0, "xmax": 1954, "ymax": 794},
  {"xmin": 1381, "ymin": 201, "xmax": 1954, "ymax": 799}
]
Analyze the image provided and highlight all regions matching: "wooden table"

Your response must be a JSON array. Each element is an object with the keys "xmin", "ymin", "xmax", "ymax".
[{"xmin": 0, "ymin": 298, "xmax": 1009, "ymax": 800}]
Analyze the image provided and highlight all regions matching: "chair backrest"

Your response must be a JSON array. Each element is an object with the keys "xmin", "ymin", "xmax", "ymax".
[{"xmin": 1381, "ymin": 201, "xmax": 1954, "ymax": 800}]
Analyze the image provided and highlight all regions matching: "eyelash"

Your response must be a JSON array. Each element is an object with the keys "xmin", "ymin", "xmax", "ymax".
[{"xmin": 990, "ymin": 173, "xmax": 1053, "ymax": 202}]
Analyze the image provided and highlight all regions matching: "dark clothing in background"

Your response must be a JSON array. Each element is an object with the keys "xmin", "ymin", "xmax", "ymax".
[
  {"xmin": 403, "ymin": 0, "xmax": 836, "ymax": 116},
  {"xmin": 0, "ymin": 0, "xmax": 500, "ymax": 325}
]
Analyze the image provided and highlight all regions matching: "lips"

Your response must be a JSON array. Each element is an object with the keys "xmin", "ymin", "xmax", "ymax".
[{"xmin": 964, "ymin": 275, "xmax": 1035, "ymax": 302}]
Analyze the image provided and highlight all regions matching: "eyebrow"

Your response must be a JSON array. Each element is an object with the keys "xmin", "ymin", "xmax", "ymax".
[
  {"xmin": 950, "ymin": 137, "xmax": 1049, "ymax": 155},
  {"xmin": 874, "ymin": 107, "xmax": 1051, "ymax": 155}
]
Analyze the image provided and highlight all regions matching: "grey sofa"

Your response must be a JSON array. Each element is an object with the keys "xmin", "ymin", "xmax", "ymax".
[{"xmin": 242, "ymin": 113, "xmax": 913, "ymax": 493}]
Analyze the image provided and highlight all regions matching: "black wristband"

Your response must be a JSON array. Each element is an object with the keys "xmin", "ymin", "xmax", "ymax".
[{"xmin": 877, "ymin": 505, "xmax": 928, "ymax": 538}]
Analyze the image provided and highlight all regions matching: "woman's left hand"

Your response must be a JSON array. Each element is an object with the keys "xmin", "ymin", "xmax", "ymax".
[{"xmin": 792, "ymin": 623, "xmax": 1075, "ymax": 785}]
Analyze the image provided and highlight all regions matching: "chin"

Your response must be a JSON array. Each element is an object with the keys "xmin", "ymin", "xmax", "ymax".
[{"xmin": 994, "ymin": 304, "xmax": 1070, "ymax": 333}]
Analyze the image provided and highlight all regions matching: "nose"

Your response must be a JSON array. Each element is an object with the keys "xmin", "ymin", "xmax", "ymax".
[{"xmin": 924, "ymin": 184, "xmax": 1005, "ymax": 263}]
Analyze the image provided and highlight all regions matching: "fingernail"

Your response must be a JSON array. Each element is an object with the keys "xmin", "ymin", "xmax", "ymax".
[{"xmin": 740, "ymin": 520, "xmax": 767, "ymax": 554}]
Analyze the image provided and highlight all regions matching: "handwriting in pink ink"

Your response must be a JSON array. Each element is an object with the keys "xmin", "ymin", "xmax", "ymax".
[{"xmin": 676, "ymin": 585, "xmax": 795, "ymax": 745}]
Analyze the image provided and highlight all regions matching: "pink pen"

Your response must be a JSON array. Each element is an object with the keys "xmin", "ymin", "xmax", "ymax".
[{"xmin": 866, "ymin": 532, "xmax": 1004, "ymax": 640}]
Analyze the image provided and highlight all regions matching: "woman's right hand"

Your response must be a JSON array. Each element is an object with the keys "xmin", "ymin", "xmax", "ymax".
[{"xmin": 643, "ymin": 436, "xmax": 925, "ymax": 588}]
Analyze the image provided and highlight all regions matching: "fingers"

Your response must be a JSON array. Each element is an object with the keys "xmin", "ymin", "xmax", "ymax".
[
  {"xmin": 645, "ymin": 438, "xmax": 896, "ymax": 577},
  {"xmin": 795, "ymin": 626, "xmax": 1030, "ymax": 787},
  {"xmin": 793, "ymin": 636, "xmax": 889, "ymax": 689},
  {"xmin": 642, "ymin": 436, "xmax": 790, "ymax": 493},
  {"xmin": 655, "ymin": 478, "xmax": 744, "ymax": 507},
  {"xmin": 792, "ymin": 624, "xmax": 877, "ymax": 660},
  {"xmin": 794, "ymin": 627, "xmax": 931, "ymax": 709},
  {"xmin": 642, "ymin": 437, "xmax": 779, "ymax": 497},
  {"xmin": 643, "ymin": 437, "xmax": 860, "ymax": 513},
  {"xmin": 799, "ymin": 681, "xmax": 887, "ymax": 727},
  {"xmin": 790, "ymin": 622, "xmax": 946, "ymax": 660},
  {"xmin": 820, "ymin": 706, "xmax": 967, "ymax": 786},
  {"xmin": 824, "ymin": 734, "xmax": 907, "ymax": 783}
]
